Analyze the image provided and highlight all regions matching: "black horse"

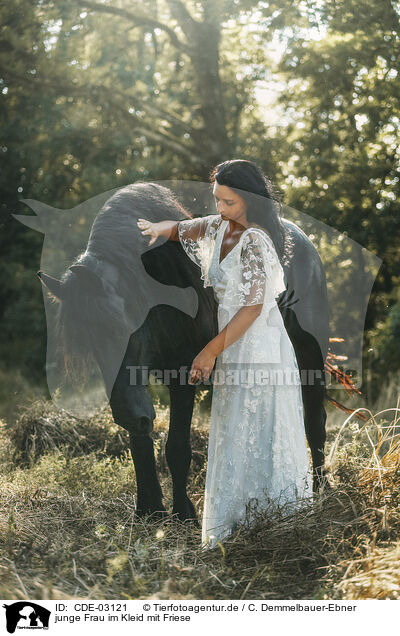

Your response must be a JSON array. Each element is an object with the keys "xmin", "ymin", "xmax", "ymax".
[{"xmin": 37, "ymin": 182, "xmax": 331, "ymax": 523}]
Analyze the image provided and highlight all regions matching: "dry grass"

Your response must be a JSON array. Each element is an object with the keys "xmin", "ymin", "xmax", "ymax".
[
  {"xmin": 0, "ymin": 382, "xmax": 399, "ymax": 600},
  {"xmin": 3, "ymin": 399, "xmax": 129, "ymax": 467}
]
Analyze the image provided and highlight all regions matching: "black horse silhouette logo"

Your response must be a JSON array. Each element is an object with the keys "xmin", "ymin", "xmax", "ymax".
[{"xmin": 3, "ymin": 602, "xmax": 50, "ymax": 633}]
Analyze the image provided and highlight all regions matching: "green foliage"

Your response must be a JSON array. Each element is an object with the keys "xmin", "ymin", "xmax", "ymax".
[
  {"xmin": 371, "ymin": 288, "xmax": 400, "ymax": 394},
  {"xmin": 263, "ymin": 0, "xmax": 400, "ymax": 388}
]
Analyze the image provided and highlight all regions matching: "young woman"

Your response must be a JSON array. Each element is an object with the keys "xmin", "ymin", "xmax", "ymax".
[{"xmin": 137, "ymin": 159, "xmax": 313, "ymax": 548}]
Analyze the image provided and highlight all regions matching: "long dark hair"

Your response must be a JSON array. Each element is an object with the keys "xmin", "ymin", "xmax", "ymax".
[{"xmin": 210, "ymin": 159, "xmax": 291, "ymax": 264}]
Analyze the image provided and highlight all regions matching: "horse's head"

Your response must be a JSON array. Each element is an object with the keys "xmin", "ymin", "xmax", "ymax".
[{"xmin": 37, "ymin": 255, "xmax": 132, "ymax": 399}]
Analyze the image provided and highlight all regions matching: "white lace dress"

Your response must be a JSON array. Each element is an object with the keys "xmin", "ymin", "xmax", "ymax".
[{"xmin": 178, "ymin": 214, "xmax": 313, "ymax": 549}]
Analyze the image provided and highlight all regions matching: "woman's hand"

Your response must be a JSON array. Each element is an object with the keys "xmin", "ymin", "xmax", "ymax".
[
  {"xmin": 189, "ymin": 346, "xmax": 217, "ymax": 385},
  {"xmin": 137, "ymin": 218, "xmax": 180, "ymax": 243},
  {"xmin": 137, "ymin": 218, "xmax": 160, "ymax": 246}
]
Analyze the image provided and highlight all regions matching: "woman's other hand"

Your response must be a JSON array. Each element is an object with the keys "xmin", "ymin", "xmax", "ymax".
[{"xmin": 189, "ymin": 346, "xmax": 217, "ymax": 384}]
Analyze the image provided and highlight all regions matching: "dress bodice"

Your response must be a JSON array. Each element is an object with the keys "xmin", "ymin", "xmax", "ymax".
[
  {"xmin": 207, "ymin": 220, "xmax": 234, "ymax": 304},
  {"xmin": 207, "ymin": 220, "xmax": 285, "ymax": 364},
  {"xmin": 178, "ymin": 214, "xmax": 288, "ymax": 364}
]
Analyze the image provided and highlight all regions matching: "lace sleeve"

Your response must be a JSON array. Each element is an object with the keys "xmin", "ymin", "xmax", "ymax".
[
  {"xmin": 237, "ymin": 229, "xmax": 286, "ymax": 307},
  {"xmin": 177, "ymin": 214, "xmax": 220, "ymax": 287}
]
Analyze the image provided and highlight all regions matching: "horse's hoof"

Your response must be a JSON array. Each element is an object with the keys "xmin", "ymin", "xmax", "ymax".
[
  {"xmin": 135, "ymin": 504, "xmax": 168, "ymax": 521},
  {"xmin": 170, "ymin": 513, "xmax": 200, "ymax": 529},
  {"xmin": 148, "ymin": 509, "xmax": 170, "ymax": 521},
  {"xmin": 172, "ymin": 497, "xmax": 199, "ymax": 525},
  {"xmin": 179, "ymin": 512, "xmax": 200, "ymax": 528}
]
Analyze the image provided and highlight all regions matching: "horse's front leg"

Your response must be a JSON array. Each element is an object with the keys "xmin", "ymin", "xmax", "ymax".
[
  {"xmin": 128, "ymin": 432, "xmax": 167, "ymax": 518},
  {"xmin": 110, "ymin": 375, "xmax": 167, "ymax": 518},
  {"xmin": 166, "ymin": 382, "xmax": 198, "ymax": 524}
]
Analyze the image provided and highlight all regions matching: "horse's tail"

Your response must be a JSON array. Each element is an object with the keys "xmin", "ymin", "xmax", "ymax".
[{"xmin": 324, "ymin": 337, "xmax": 368, "ymax": 421}]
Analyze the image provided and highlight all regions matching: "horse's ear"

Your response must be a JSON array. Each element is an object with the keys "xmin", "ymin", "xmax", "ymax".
[
  {"xmin": 13, "ymin": 198, "xmax": 62, "ymax": 233},
  {"xmin": 13, "ymin": 214, "xmax": 44, "ymax": 233},
  {"xmin": 37, "ymin": 271, "xmax": 65, "ymax": 300},
  {"xmin": 69, "ymin": 265, "xmax": 104, "ymax": 293}
]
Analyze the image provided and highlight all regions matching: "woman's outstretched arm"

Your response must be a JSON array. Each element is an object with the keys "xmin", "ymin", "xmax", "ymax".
[{"xmin": 137, "ymin": 214, "xmax": 213, "ymax": 246}]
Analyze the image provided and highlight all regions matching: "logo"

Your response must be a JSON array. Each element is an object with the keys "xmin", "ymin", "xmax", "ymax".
[{"xmin": 3, "ymin": 603, "xmax": 51, "ymax": 633}]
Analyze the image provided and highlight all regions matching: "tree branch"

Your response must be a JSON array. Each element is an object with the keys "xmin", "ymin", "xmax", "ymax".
[
  {"xmin": 165, "ymin": 0, "xmax": 200, "ymax": 42},
  {"xmin": 6, "ymin": 71, "xmax": 203, "ymax": 164},
  {"xmin": 6, "ymin": 69, "xmax": 198, "ymax": 138},
  {"xmin": 77, "ymin": 0, "xmax": 191, "ymax": 54},
  {"xmin": 131, "ymin": 125, "xmax": 202, "ymax": 163}
]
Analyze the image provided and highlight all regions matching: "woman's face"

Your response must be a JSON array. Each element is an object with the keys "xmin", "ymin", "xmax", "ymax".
[{"xmin": 212, "ymin": 182, "xmax": 247, "ymax": 225}]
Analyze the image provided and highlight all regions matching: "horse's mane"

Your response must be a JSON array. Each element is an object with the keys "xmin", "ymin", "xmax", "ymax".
[{"xmin": 84, "ymin": 182, "xmax": 192, "ymax": 268}]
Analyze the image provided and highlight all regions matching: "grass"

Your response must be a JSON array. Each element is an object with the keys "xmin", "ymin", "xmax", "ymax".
[{"xmin": 0, "ymin": 379, "xmax": 399, "ymax": 600}]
